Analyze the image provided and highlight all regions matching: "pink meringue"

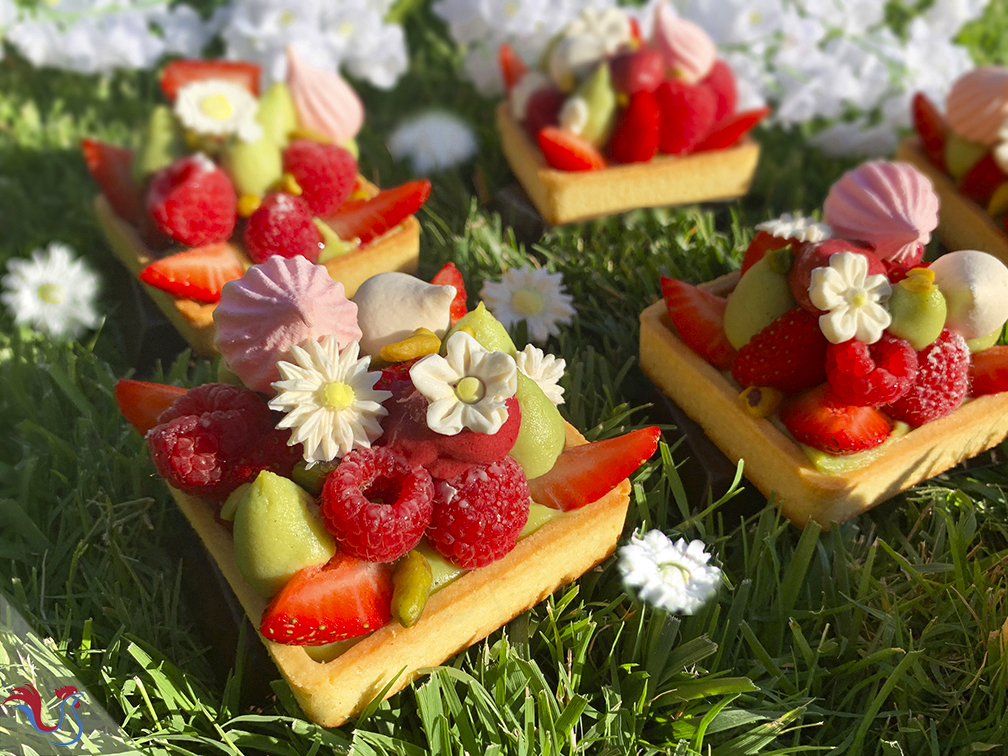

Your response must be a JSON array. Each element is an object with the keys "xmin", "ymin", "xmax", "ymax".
[
  {"xmin": 651, "ymin": 2, "xmax": 716, "ymax": 84},
  {"xmin": 214, "ymin": 256, "xmax": 362, "ymax": 394},
  {"xmin": 945, "ymin": 67, "xmax": 1008, "ymax": 147},
  {"xmin": 286, "ymin": 46, "xmax": 364, "ymax": 145},
  {"xmin": 822, "ymin": 160, "xmax": 939, "ymax": 268}
]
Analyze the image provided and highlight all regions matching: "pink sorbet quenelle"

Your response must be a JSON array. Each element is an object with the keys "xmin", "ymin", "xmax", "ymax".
[{"xmin": 214, "ymin": 255, "xmax": 362, "ymax": 393}]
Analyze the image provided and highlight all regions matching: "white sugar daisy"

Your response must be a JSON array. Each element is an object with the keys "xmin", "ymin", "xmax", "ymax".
[
  {"xmin": 269, "ymin": 336, "xmax": 391, "ymax": 467},
  {"xmin": 1, "ymin": 242, "xmax": 101, "ymax": 339},
  {"xmin": 617, "ymin": 531, "xmax": 721, "ymax": 615},
  {"xmin": 755, "ymin": 212, "xmax": 832, "ymax": 243},
  {"xmin": 809, "ymin": 251, "xmax": 892, "ymax": 344},
  {"xmin": 409, "ymin": 331, "xmax": 517, "ymax": 436},
  {"xmin": 480, "ymin": 265, "xmax": 575, "ymax": 344},
  {"xmin": 515, "ymin": 344, "xmax": 565, "ymax": 405},
  {"xmin": 174, "ymin": 78, "xmax": 263, "ymax": 143}
]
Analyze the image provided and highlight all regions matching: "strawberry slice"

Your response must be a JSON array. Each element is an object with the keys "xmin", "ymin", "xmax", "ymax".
[
  {"xmin": 740, "ymin": 230, "xmax": 799, "ymax": 276},
  {"xmin": 260, "ymin": 552, "xmax": 393, "ymax": 645},
  {"xmin": 730, "ymin": 308, "xmax": 828, "ymax": 394},
  {"xmin": 660, "ymin": 276, "xmax": 736, "ymax": 371},
  {"xmin": 81, "ymin": 138, "xmax": 145, "ymax": 224},
  {"xmin": 698, "ymin": 59, "xmax": 738, "ymax": 123},
  {"xmin": 694, "ymin": 106, "xmax": 771, "ymax": 152},
  {"xmin": 430, "ymin": 261, "xmax": 468, "ymax": 325},
  {"xmin": 958, "ymin": 152, "xmax": 1007, "ymax": 207},
  {"xmin": 537, "ymin": 126, "xmax": 608, "ymax": 171},
  {"xmin": 609, "ymin": 89, "xmax": 660, "ymax": 164},
  {"xmin": 138, "ymin": 242, "xmax": 246, "ymax": 303},
  {"xmin": 115, "ymin": 379, "xmax": 188, "ymax": 435},
  {"xmin": 498, "ymin": 42, "xmax": 529, "ymax": 92},
  {"xmin": 968, "ymin": 345, "xmax": 1008, "ymax": 396},
  {"xmin": 779, "ymin": 383, "xmax": 891, "ymax": 455},
  {"xmin": 912, "ymin": 92, "xmax": 947, "ymax": 171},
  {"xmin": 322, "ymin": 180, "xmax": 431, "ymax": 247},
  {"xmin": 528, "ymin": 426, "xmax": 661, "ymax": 512},
  {"xmin": 159, "ymin": 58, "xmax": 261, "ymax": 102},
  {"xmin": 655, "ymin": 79, "xmax": 717, "ymax": 155}
]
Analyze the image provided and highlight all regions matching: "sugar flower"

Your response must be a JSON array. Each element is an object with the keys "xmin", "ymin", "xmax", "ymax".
[
  {"xmin": 618, "ymin": 531, "xmax": 721, "ymax": 615},
  {"xmin": 480, "ymin": 265, "xmax": 575, "ymax": 344},
  {"xmin": 410, "ymin": 331, "xmax": 517, "ymax": 436},
  {"xmin": 174, "ymin": 79, "xmax": 263, "ymax": 143},
  {"xmin": 269, "ymin": 336, "xmax": 390, "ymax": 467},
  {"xmin": 564, "ymin": 7, "xmax": 632, "ymax": 55},
  {"xmin": 1, "ymin": 242, "xmax": 101, "ymax": 339},
  {"xmin": 755, "ymin": 213, "xmax": 832, "ymax": 244},
  {"xmin": 387, "ymin": 111, "xmax": 479, "ymax": 174},
  {"xmin": 515, "ymin": 344, "xmax": 565, "ymax": 405},
  {"xmin": 809, "ymin": 251, "xmax": 892, "ymax": 344}
]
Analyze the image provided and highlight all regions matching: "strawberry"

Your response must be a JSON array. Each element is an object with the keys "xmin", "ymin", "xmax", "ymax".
[
  {"xmin": 887, "ymin": 329, "xmax": 970, "ymax": 426},
  {"xmin": 740, "ymin": 230, "xmax": 800, "ymax": 276},
  {"xmin": 80, "ymin": 138, "xmax": 145, "ymax": 224},
  {"xmin": 969, "ymin": 345, "xmax": 1008, "ymax": 396},
  {"xmin": 730, "ymin": 308, "xmax": 828, "ymax": 394},
  {"xmin": 322, "ymin": 179, "xmax": 431, "ymax": 247},
  {"xmin": 527, "ymin": 426, "xmax": 661, "ymax": 511},
  {"xmin": 159, "ymin": 58, "xmax": 261, "ymax": 102},
  {"xmin": 698, "ymin": 59, "xmax": 737, "ymax": 122},
  {"xmin": 138, "ymin": 242, "xmax": 246, "ymax": 303},
  {"xmin": 430, "ymin": 261, "xmax": 468, "ymax": 325},
  {"xmin": 609, "ymin": 89, "xmax": 660, "ymax": 164},
  {"xmin": 537, "ymin": 126, "xmax": 608, "ymax": 171},
  {"xmin": 694, "ymin": 106, "xmax": 771, "ymax": 152},
  {"xmin": 498, "ymin": 42, "xmax": 529, "ymax": 92},
  {"xmin": 655, "ymin": 79, "xmax": 717, "ymax": 155},
  {"xmin": 115, "ymin": 379, "xmax": 188, "ymax": 435},
  {"xmin": 912, "ymin": 92, "xmax": 947, "ymax": 171},
  {"xmin": 779, "ymin": 383, "xmax": 892, "ymax": 455},
  {"xmin": 660, "ymin": 276, "xmax": 736, "ymax": 371},
  {"xmin": 958, "ymin": 152, "xmax": 1007, "ymax": 207},
  {"xmin": 260, "ymin": 552, "xmax": 394, "ymax": 645}
]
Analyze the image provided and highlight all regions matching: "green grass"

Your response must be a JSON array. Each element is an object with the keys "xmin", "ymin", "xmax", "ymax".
[{"xmin": 3, "ymin": 1, "xmax": 1008, "ymax": 753}]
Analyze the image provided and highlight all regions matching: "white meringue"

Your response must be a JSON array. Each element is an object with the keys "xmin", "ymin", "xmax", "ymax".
[
  {"xmin": 351, "ymin": 272, "xmax": 455, "ymax": 357},
  {"xmin": 929, "ymin": 249, "xmax": 1008, "ymax": 340}
]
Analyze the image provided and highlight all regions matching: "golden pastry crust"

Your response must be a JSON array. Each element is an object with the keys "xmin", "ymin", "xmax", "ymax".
[
  {"xmin": 896, "ymin": 136, "xmax": 1008, "ymax": 265},
  {"xmin": 93, "ymin": 175, "xmax": 420, "ymax": 356},
  {"xmin": 639, "ymin": 272, "xmax": 1008, "ymax": 528},
  {"xmin": 169, "ymin": 422, "xmax": 630, "ymax": 726},
  {"xmin": 497, "ymin": 102, "xmax": 760, "ymax": 225}
]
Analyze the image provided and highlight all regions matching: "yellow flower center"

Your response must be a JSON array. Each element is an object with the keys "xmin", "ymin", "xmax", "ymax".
[
  {"xmin": 339, "ymin": 20, "xmax": 354, "ymax": 37},
  {"xmin": 322, "ymin": 381, "xmax": 355, "ymax": 410},
  {"xmin": 37, "ymin": 283, "xmax": 65, "ymax": 305},
  {"xmin": 510, "ymin": 288, "xmax": 544, "ymax": 317},
  {"xmin": 279, "ymin": 10, "xmax": 295, "ymax": 26},
  {"xmin": 658, "ymin": 561, "xmax": 691, "ymax": 587},
  {"xmin": 848, "ymin": 291, "xmax": 868, "ymax": 308},
  {"xmin": 504, "ymin": 1, "xmax": 519, "ymax": 18},
  {"xmin": 200, "ymin": 93, "xmax": 234, "ymax": 122},
  {"xmin": 455, "ymin": 376, "xmax": 485, "ymax": 404}
]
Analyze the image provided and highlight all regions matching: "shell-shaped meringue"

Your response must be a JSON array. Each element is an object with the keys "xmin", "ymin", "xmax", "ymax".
[
  {"xmin": 214, "ymin": 256, "xmax": 362, "ymax": 394},
  {"xmin": 286, "ymin": 46, "xmax": 364, "ymax": 144},
  {"xmin": 651, "ymin": 3, "xmax": 716, "ymax": 84},
  {"xmin": 822, "ymin": 160, "xmax": 939, "ymax": 267},
  {"xmin": 352, "ymin": 271, "xmax": 456, "ymax": 357},
  {"xmin": 945, "ymin": 67, "xmax": 1008, "ymax": 147},
  {"xmin": 929, "ymin": 249, "xmax": 1008, "ymax": 340}
]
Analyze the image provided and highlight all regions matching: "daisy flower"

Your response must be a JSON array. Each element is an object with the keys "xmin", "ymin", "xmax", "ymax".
[
  {"xmin": 480, "ymin": 265, "xmax": 575, "ymax": 344},
  {"xmin": 174, "ymin": 79, "xmax": 263, "ymax": 143},
  {"xmin": 617, "ymin": 531, "xmax": 721, "ymax": 615},
  {"xmin": 269, "ymin": 336, "xmax": 391, "ymax": 467},
  {"xmin": 409, "ymin": 331, "xmax": 517, "ymax": 436},
  {"xmin": 809, "ymin": 251, "xmax": 892, "ymax": 344},
  {"xmin": 1, "ymin": 242, "xmax": 101, "ymax": 339},
  {"xmin": 387, "ymin": 111, "xmax": 479, "ymax": 174},
  {"xmin": 515, "ymin": 344, "xmax": 565, "ymax": 405}
]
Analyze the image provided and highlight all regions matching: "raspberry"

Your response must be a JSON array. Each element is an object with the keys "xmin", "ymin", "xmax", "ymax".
[
  {"xmin": 826, "ymin": 333, "xmax": 918, "ymax": 407},
  {"xmin": 887, "ymin": 329, "xmax": 970, "ymax": 426},
  {"xmin": 426, "ymin": 456, "xmax": 530, "ymax": 569},
  {"xmin": 321, "ymin": 447, "xmax": 434, "ymax": 563},
  {"xmin": 282, "ymin": 139, "xmax": 357, "ymax": 217},
  {"xmin": 146, "ymin": 154, "xmax": 237, "ymax": 247},
  {"xmin": 147, "ymin": 383, "xmax": 286, "ymax": 501},
  {"xmin": 243, "ymin": 191, "xmax": 323, "ymax": 264}
]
